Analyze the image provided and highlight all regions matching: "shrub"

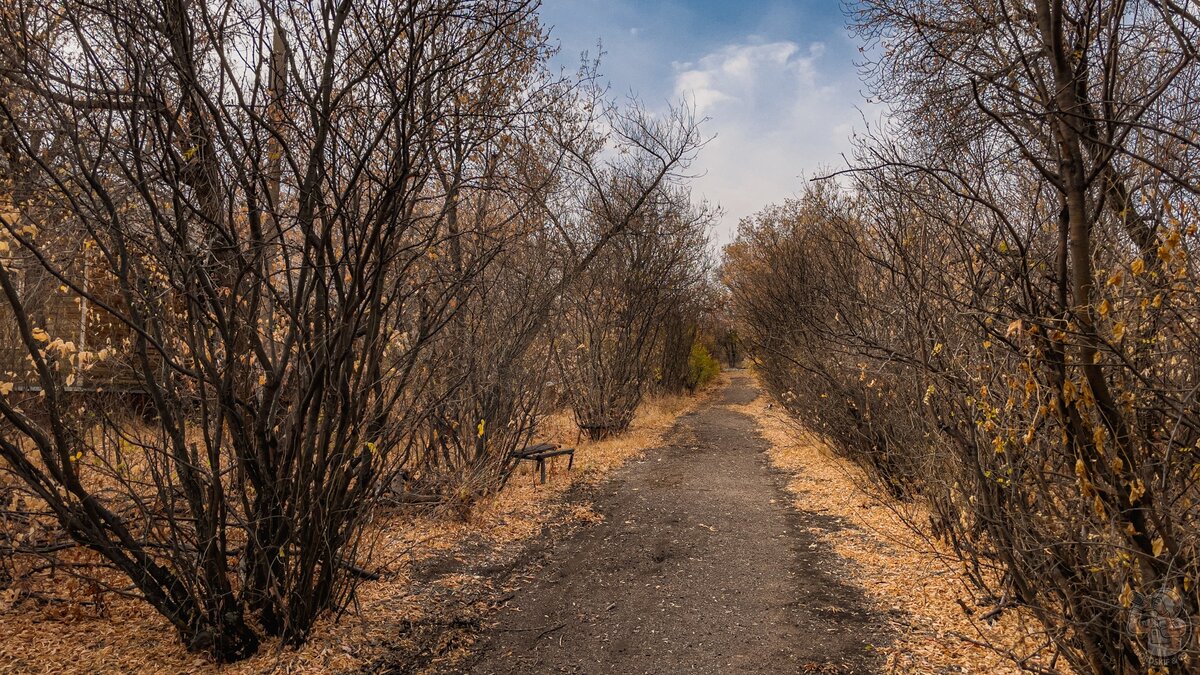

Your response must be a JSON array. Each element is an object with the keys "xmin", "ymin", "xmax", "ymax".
[{"xmin": 686, "ymin": 342, "xmax": 720, "ymax": 391}]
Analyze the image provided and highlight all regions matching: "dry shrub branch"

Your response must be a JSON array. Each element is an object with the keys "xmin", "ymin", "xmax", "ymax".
[
  {"xmin": 0, "ymin": 0, "xmax": 711, "ymax": 663},
  {"xmin": 725, "ymin": 1, "xmax": 1200, "ymax": 671}
]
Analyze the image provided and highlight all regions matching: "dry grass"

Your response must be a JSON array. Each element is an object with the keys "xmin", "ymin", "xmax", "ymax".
[
  {"xmin": 732, "ymin": 388, "xmax": 1070, "ymax": 674},
  {"xmin": 0, "ymin": 389, "xmax": 708, "ymax": 674}
]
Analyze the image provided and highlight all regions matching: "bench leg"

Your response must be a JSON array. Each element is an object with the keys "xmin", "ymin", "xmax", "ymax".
[
  {"xmin": 567, "ymin": 451, "xmax": 574, "ymax": 471},
  {"xmin": 539, "ymin": 459, "xmax": 546, "ymax": 485}
]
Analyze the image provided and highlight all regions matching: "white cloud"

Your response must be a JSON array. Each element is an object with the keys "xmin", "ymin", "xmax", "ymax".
[{"xmin": 671, "ymin": 39, "xmax": 876, "ymax": 244}]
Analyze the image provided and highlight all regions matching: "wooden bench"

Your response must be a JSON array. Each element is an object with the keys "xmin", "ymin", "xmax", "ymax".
[{"xmin": 511, "ymin": 442, "xmax": 575, "ymax": 485}]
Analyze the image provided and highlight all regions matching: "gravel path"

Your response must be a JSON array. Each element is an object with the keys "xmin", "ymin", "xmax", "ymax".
[{"xmin": 462, "ymin": 372, "xmax": 889, "ymax": 674}]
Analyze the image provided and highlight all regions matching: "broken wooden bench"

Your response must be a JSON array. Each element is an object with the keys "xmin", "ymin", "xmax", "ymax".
[{"xmin": 510, "ymin": 442, "xmax": 575, "ymax": 485}]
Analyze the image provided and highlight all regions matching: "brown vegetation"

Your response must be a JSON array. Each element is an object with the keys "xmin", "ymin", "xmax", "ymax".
[
  {"xmin": 738, "ymin": 390, "xmax": 1070, "ymax": 674},
  {"xmin": 0, "ymin": 0, "xmax": 723, "ymax": 663},
  {"xmin": 0, "ymin": 391, "xmax": 707, "ymax": 673},
  {"xmin": 724, "ymin": 1, "xmax": 1200, "ymax": 671}
]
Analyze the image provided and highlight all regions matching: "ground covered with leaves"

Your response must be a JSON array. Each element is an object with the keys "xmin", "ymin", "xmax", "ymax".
[
  {"xmin": 1, "ymin": 374, "xmax": 1073, "ymax": 673},
  {"xmin": 0, "ymin": 394, "xmax": 702, "ymax": 674},
  {"xmin": 734, "ymin": 391, "xmax": 1072, "ymax": 673}
]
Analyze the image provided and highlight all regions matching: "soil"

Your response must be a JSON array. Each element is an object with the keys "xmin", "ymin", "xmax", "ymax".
[{"xmin": 456, "ymin": 372, "xmax": 890, "ymax": 674}]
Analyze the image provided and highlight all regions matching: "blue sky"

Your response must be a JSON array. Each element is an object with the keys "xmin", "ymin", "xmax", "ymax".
[{"xmin": 539, "ymin": 0, "xmax": 875, "ymax": 244}]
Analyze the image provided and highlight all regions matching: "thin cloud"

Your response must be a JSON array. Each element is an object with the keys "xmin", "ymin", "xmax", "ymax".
[{"xmin": 671, "ymin": 39, "xmax": 873, "ymax": 244}]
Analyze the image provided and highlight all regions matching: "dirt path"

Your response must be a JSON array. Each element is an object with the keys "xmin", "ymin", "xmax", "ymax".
[{"xmin": 462, "ymin": 373, "xmax": 889, "ymax": 673}]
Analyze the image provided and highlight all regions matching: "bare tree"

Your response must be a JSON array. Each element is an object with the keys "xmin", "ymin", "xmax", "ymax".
[
  {"xmin": 726, "ymin": 1, "xmax": 1200, "ymax": 670},
  {"xmin": 0, "ymin": 0, "xmax": 547, "ymax": 660},
  {"xmin": 556, "ymin": 192, "xmax": 712, "ymax": 439},
  {"xmin": 0, "ymin": 0, "xmax": 710, "ymax": 661},
  {"xmin": 404, "ymin": 94, "xmax": 707, "ymax": 492}
]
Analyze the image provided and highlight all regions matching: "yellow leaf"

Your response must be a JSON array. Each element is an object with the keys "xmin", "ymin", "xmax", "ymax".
[
  {"xmin": 1113, "ymin": 322, "xmax": 1126, "ymax": 340},
  {"xmin": 1130, "ymin": 478, "xmax": 1146, "ymax": 503},
  {"xmin": 0, "ymin": 382, "xmax": 12, "ymax": 395},
  {"xmin": 1131, "ymin": 257, "xmax": 1145, "ymax": 275},
  {"xmin": 1119, "ymin": 581, "xmax": 1134, "ymax": 608},
  {"xmin": 1153, "ymin": 537, "xmax": 1165, "ymax": 557},
  {"xmin": 1098, "ymin": 299, "xmax": 1110, "ymax": 316},
  {"xmin": 477, "ymin": 419, "xmax": 486, "ymax": 437},
  {"xmin": 30, "ymin": 328, "xmax": 48, "ymax": 342}
]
